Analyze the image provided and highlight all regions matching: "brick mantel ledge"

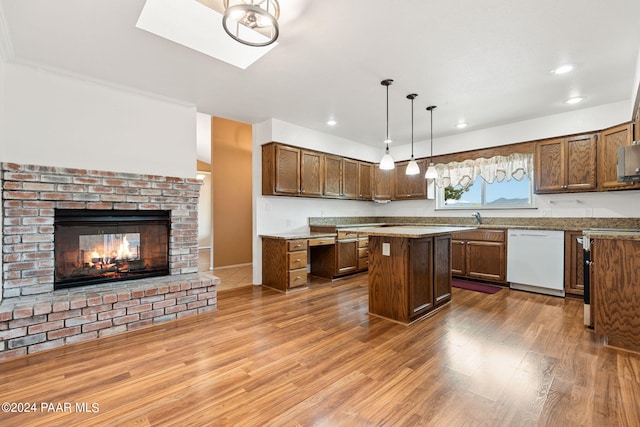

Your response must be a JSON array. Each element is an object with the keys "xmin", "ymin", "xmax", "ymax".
[{"xmin": 0, "ymin": 273, "xmax": 219, "ymax": 361}]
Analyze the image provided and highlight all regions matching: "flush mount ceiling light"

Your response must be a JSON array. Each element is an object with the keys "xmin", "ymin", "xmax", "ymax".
[
  {"xmin": 379, "ymin": 79, "xmax": 395, "ymax": 170},
  {"xmin": 326, "ymin": 119, "xmax": 337, "ymax": 126},
  {"xmin": 552, "ymin": 64, "xmax": 574, "ymax": 74},
  {"xmin": 455, "ymin": 121, "xmax": 468, "ymax": 129},
  {"xmin": 565, "ymin": 96, "xmax": 584, "ymax": 105},
  {"xmin": 223, "ymin": 0, "xmax": 280, "ymax": 47},
  {"xmin": 425, "ymin": 105, "xmax": 438, "ymax": 179},
  {"xmin": 406, "ymin": 94, "xmax": 420, "ymax": 176}
]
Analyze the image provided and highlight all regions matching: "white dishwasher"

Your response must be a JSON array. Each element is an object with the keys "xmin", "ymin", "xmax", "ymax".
[{"xmin": 507, "ymin": 229, "xmax": 565, "ymax": 297}]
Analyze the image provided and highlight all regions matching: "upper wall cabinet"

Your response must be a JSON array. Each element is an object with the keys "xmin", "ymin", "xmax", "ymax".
[
  {"xmin": 262, "ymin": 143, "xmax": 300, "ymax": 195},
  {"xmin": 358, "ymin": 161, "xmax": 373, "ymax": 200},
  {"xmin": 395, "ymin": 159, "xmax": 427, "ymax": 199},
  {"xmin": 262, "ymin": 142, "xmax": 373, "ymax": 200},
  {"xmin": 534, "ymin": 134, "xmax": 597, "ymax": 193},
  {"xmin": 598, "ymin": 122, "xmax": 640, "ymax": 190},
  {"xmin": 342, "ymin": 158, "xmax": 359, "ymax": 199},
  {"xmin": 373, "ymin": 166, "xmax": 395, "ymax": 200},
  {"xmin": 323, "ymin": 154, "xmax": 343, "ymax": 197},
  {"xmin": 300, "ymin": 150, "xmax": 323, "ymax": 196}
]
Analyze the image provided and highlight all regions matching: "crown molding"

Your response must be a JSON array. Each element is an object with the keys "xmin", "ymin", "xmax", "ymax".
[{"xmin": 0, "ymin": 1, "xmax": 14, "ymax": 62}]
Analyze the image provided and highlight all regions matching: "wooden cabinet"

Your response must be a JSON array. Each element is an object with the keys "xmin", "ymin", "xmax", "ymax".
[
  {"xmin": 592, "ymin": 238, "xmax": 640, "ymax": 353},
  {"xmin": 262, "ymin": 143, "xmax": 300, "ymax": 195},
  {"xmin": 433, "ymin": 235, "xmax": 452, "ymax": 306},
  {"xmin": 534, "ymin": 134, "xmax": 597, "ymax": 193},
  {"xmin": 564, "ymin": 231, "xmax": 584, "ymax": 296},
  {"xmin": 451, "ymin": 229, "xmax": 506, "ymax": 283},
  {"xmin": 394, "ymin": 159, "xmax": 427, "ymax": 199},
  {"xmin": 598, "ymin": 123, "xmax": 640, "ymax": 190},
  {"xmin": 262, "ymin": 237, "xmax": 308, "ymax": 291},
  {"xmin": 262, "ymin": 142, "xmax": 374, "ymax": 200},
  {"xmin": 300, "ymin": 150, "xmax": 323, "ymax": 196},
  {"xmin": 357, "ymin": 236, "xmax": 369, "ymax": 271},
  {"xmin": 358, "ymin": 161, "xmax": 373, "ymax": 200},
  {"xmin": 373, "ymin": 166, "xmax": 394, "ymax": 200},
  {"xmin": 323, "ymin": 154, "xmax": 343, "ymax": 197},
  {"xmin": 342, "ymin": 158, "xmax": 359, "ymax": 198},
  {"xmin": 368, "ymin": 234, "xmax": 454, "ymax": 323}
]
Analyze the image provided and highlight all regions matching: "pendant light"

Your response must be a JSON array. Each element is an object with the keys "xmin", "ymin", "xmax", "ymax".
[
  {"xmin": 425, "ymin": 105, "xmax": 438, "ymax": 179},
  {"xmin": 405, "ymin": 93, "xmax": 420, "ymax": 175},
  {"xmin": 379, "ymin": 79, "xmax": 395, "ymax": 170}
]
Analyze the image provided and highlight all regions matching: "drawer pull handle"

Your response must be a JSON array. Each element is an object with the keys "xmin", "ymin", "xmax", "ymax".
[
  {"xmin": 296, "ymin": 276, "xmax": 301, "ymax": 280},
  {"xmin": 295, "ymin": 259, "xmax": 301, "ymax": 263}
]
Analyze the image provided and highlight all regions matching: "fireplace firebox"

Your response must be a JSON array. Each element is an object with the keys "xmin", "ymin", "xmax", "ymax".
[{"xmin": 54, "ymin": 210, "xmax": 170, "ymax": 289}]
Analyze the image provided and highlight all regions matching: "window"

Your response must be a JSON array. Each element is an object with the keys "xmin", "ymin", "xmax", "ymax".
[
  {"xmin": 436, "ymin": 174, "xmax": 533, "ymax": 209},
  {"xmin": 433, "ymin": 153, "xmax": 534, "ymax": 210}
]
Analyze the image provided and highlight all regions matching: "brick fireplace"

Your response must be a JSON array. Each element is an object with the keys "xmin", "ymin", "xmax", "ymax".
[{"xmin": 0, "ymin": 163, "xmax": 218, "ymax": 360}]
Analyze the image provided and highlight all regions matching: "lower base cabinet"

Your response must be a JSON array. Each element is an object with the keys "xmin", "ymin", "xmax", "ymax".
[
  {"xmin": 592, "ymin": 238, "xmax": 640, "ymax": 353},
  {"xmin": 262, "ymin": 237, "xmax": 308, "ymax": 291},
  {"xmin": 369, "ymin": 235, "xmax": 451, "ymax": 323},
  {"xmin": 564, "ymin": 230, "xmax": 585, "ymax": 296},
  {"xmin": 451, "ymin": 229, "xmax": 506, "ymax": 283}
]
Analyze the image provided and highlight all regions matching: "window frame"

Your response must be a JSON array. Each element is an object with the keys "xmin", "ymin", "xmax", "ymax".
[{"xmin": 435, "ymin": 174, "xmax": 535, "ymax": 210}]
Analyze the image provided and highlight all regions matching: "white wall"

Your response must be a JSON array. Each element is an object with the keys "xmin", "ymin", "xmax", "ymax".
[{"xmin": 1, "ymin": 62, "xmax": 197, "ymax": 178}]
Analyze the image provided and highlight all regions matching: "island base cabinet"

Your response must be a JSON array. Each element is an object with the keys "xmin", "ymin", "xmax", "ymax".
[{"xmin": 369, "ymin": 236, "xmax": 444, "ymax": 323}]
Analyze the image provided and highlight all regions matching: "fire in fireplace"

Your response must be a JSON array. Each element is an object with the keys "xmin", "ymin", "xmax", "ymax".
[{"xmin": 54, "ymin": 210, "xmax": 170, "ymax": 289}]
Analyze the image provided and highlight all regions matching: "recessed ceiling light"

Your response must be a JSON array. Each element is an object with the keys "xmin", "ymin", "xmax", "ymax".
[
  {"xmin": 565, "ymin": 96, "xmax": 584, "ymax": 105},
  {"xmin": 326, "ymin": 119, "xmax": 337, "ymax": 126},
  {"xmin": 455, "ymin": 122, "xmax": 468, "ymax": 129},
  {"xmin": 552, "ymin": 64, "xmax": 574, "ymax": 74}
]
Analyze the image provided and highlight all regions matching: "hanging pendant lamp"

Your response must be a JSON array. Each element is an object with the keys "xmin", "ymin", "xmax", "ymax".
[
  {"xmin": 405, "ymin": 93, "xmax": 420, "ymax": 175},
  {"xmin": 425, "ymin": 105, "xmax": 438, "ymax": 179},
  {"xmin": 379, "ymin": 79, "xmax": 395, "ymax": 170},
  {"xmin": 222, "ymin": 0, "xmax": 280, "ymax": 47}
]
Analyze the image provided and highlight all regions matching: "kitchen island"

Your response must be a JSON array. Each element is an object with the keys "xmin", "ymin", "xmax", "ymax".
[{"xmin": 343, "ymin": 226, "xmax": 475, "ymax": 324}]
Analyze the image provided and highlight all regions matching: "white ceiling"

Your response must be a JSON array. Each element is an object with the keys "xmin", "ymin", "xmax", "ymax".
[{"xmin": 2, "ymin": 0, "xmax": 640, "ymax": 149}]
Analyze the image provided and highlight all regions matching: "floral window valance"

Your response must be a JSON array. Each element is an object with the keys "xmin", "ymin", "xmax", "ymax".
[{"xmin": 432, "ymin": 153, "xmax": 533, "ymax": 188}]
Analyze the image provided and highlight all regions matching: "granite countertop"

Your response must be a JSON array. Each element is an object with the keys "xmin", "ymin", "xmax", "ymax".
[
  {"xmin": 259, "ymin": 231, "xmax": 337, "ymax": 240},
  {"xmin": 309, "ymin": 216, "xmax": 640, "ymax": 232},
  {"xmin": 583, "ymin": 229, "xmax": 640, "ymax": 241},
  {"xmin": 341, "ymin": 226, "xmax": 477, "ymax": 238}
]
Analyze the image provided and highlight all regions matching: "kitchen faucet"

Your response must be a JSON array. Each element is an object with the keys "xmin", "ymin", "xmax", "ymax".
[{"xmin": 472, "ymin": 212, "xmax": 481, "ymax": 224}]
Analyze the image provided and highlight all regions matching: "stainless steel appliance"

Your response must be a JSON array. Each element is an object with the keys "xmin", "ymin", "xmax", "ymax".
[
  {"xmin": 578, "ymin": 236, "xmax": 593, "ymax": 327},
  {"xmin": 617, "ymin": 142, "xmax": 640, "ymax": 182}
]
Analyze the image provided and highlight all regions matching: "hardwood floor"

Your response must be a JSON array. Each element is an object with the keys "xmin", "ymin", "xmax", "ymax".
[{"xmin": 1, "ymin": 274, "xmax": 639, "ymax": 426}]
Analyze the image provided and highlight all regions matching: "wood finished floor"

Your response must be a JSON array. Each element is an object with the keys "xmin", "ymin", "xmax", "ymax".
[{"xmin": 1, "ymin": 273, "xmax": 639, "ymax": 426}]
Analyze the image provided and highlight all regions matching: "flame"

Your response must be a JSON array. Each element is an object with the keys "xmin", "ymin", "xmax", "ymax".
[{"xmin": 117, "ymin": 236, "xmax": 132, "ymax": 259}]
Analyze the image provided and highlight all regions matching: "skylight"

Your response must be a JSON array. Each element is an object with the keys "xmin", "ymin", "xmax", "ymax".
[{"xmin": 136, "ymin": 0, "xmax": 277, "ymax": 70}]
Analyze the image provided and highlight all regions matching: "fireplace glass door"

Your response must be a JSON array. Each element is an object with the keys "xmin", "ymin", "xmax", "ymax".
[{"xmin": 55, "ymin": 210, "xmax": 170, "ymax": 289}]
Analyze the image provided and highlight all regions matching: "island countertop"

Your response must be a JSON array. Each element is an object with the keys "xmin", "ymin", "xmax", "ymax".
[{"xmin": 341, "ymin": 225, "xmax": 476, "ymax": 238}]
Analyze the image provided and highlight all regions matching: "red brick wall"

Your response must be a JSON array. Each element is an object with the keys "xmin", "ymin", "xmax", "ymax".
[{"xmin": 0, "ymin": 163, "xmax": 218, "ymax": 360}]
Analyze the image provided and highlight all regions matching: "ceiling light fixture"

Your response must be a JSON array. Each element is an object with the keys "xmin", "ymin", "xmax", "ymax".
[
  {"xmin": 406, "ymin": 93, "xmax": 420, "ymax": 176},
  {"xmin": 552, "ymin": 64, "xmax": 574, "ymax": 74},
  {"xmin": 222, "ymin": 0, "xmax": 280, "ymax": 47},
  {"xmin": 425, "ymin": 105, "xmax": 438, "ymax": 179},
  {"xmin": 565, "ymin": 96, "xmax": 584, "ymax": 105},
  {"xmin": 379, "ymin": 79, "xmax": 395, "ymax": 170},
  {"xmin": 456, "ymin": 122, "xmax": 468, "ymax": 129},
  {"xmin": 326, "ymin": 119, "xmax": 337, "ymax": 126}
]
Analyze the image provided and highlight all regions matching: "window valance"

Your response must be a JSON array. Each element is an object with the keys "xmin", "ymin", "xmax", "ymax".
[{"xmin": 432, "ymin": 153, "xmax": 533, "ymax": 188}]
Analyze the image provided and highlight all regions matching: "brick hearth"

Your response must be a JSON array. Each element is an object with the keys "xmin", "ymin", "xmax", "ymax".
[{"xmin": 0, "ymin": 163, "xmax": 218, "ymax": 360}]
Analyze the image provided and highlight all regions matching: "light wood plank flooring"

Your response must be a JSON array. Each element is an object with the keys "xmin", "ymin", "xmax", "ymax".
[{"xmin": 1, "ymin": 274, "xmax": 639, "ymax": 426}]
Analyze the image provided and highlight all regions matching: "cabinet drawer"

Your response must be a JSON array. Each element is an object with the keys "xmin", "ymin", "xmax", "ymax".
[
  {"xmin": 288, "ymin": 239, "xmax": 307, "ymax": 251},
  {"xmin": 358, "ymin": 247, "xmax": 369, "ymax": 258},
  {"xmin": 308, "ymin": 237, "xmax": 336, "ymax": 246},
  {"xmin": 338, "ymin": 230, "xmax": 359, "ymax": 240},
  {"xmin": 288, "ymin": 251, "xmax": 308, "ymax": 269},
  {"xmin": 452, "ymin": 229, "xmax": 505, "ymax": 242},
  {"xmin": 288, "ymin": 268, "xmax": 308, "ymax": 288},
  {"xmin": 358, "ymin": 257, "xmax": 369, "ymax": 270},
  {"xmin": 358, "ymin": 237, "xmax": 369, "ymax": 248}
]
